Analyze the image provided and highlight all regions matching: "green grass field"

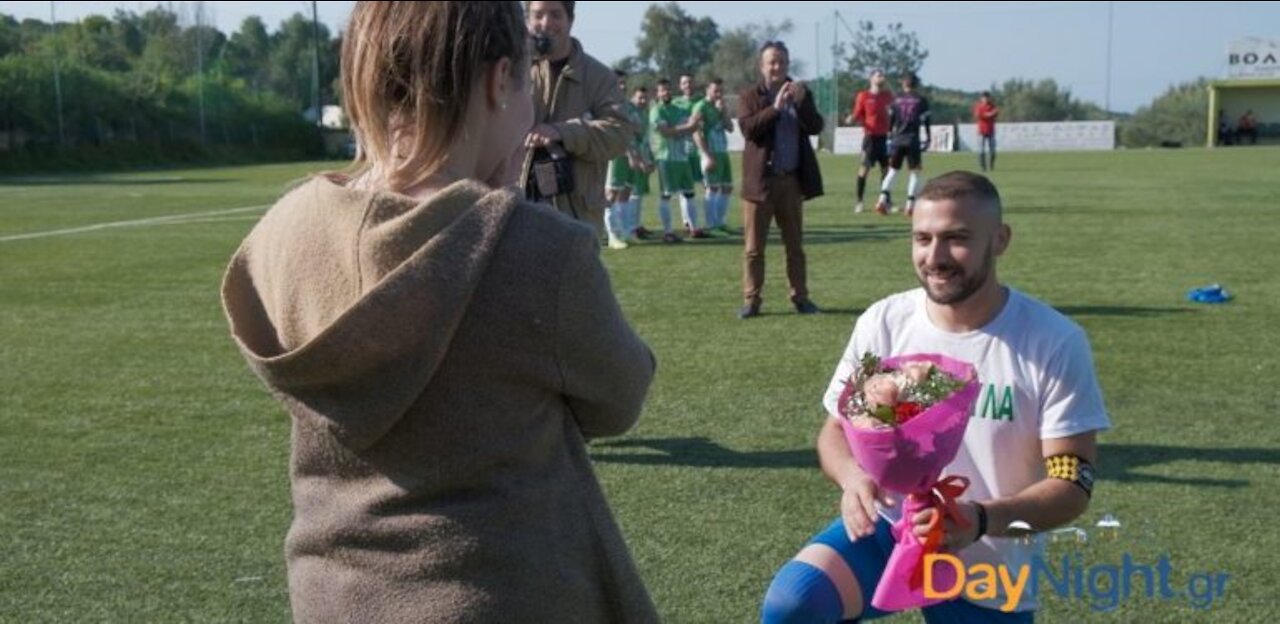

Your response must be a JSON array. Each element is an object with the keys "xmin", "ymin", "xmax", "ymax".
[{"xmin": 2, "ymin": 149, "xmax": 1278, "ymax": 622}]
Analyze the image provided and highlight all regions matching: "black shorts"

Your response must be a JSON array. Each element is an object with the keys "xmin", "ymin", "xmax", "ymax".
[
  {"xmin": 860, "ymin": 135, "xmax": 889, "ymax": 168},
  {"xmin": 889, "ymin": 139, "xmax": 922, "ymax": 169}
]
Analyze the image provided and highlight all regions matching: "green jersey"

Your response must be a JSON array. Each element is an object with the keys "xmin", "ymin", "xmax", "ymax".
[
  {"xmin": 672, "ymin": 95, "xmax": 700, "ymax": 116},
  {"xmin": 673, "ymin": 95, "xmax": 701, "ymax": 154},
  {"xmin": 623, "ymin": 102, "xmax": 651, "ymax": 159},
  {"xmin": 692, "ymin": 99, "xmax": 729, "ymax": 154},
  {"xmin": 650, "ymin": 102, "xmax": 689, "ymax": 162}
]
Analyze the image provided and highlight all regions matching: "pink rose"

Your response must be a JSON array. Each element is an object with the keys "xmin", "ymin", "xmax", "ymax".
[
  {"xmin": 863, "ymin": 374, "xmax": 900, "ymax": 409},
  {"xmin": 900, "ymin": 361, "xmax": 934, "ymax": 385}
]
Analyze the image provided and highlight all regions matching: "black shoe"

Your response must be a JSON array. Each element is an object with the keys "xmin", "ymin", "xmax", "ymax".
[
  {"xmin": 737, "ymin": 304, "xmax": 761, "ymax": 320},
  {"xmin": 793, "ymin": 299, "xmax": 821, "ymax": 315}
]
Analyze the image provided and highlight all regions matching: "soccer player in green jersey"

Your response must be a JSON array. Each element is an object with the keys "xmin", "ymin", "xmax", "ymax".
[{"xmin": 690, "ymin": 78, "xmax": 735, "ymax": 235}]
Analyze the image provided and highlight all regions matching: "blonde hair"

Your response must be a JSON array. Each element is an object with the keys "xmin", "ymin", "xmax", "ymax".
[{"xmin": 341, "ymin": 2, "xmax": 527, "ymax": 191}]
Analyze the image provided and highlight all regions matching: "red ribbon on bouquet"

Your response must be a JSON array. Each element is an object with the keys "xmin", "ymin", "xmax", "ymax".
[{"xmin": 908, "ymin": 475, "xmax": 972, "ymax": 591}]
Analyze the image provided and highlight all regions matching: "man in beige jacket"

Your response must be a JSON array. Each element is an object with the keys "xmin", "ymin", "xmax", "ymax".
[{"xmin": 524, "ymin": 1, "xmax": 634, "ymax": 235}]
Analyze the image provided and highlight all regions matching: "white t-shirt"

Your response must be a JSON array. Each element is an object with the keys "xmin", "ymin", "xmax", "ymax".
[{"xmin": 822, "ymin": 287, "xmax": 1111, "ymax": 613}]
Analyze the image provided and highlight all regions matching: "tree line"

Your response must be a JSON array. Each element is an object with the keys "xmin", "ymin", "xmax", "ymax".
[
  {"xmin": 0, "ymin": 3, "xmax": 1209, "ymax": 172},
  {"xmin": 1, "ymin": 6, "xmax": 339, "ymax": 171}
]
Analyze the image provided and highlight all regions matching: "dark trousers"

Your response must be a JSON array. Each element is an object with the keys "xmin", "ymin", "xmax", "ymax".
[{"xmin": 742, "ymin": 173, "xmax": 808, "ymax": 307}]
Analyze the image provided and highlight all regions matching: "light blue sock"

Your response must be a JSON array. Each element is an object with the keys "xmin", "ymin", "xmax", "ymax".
[
  {"xmin": 628, "ymin": 197, "xmax": 642, "ymax": 235},
  {"xmin": 606, "ymin": 202, "xmax": 626, "ymax": 240}
]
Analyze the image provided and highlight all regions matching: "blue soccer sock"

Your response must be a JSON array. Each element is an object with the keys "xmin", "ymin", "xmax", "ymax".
[{"xmin": 761, "ymin": 560, "xmax": 845, "ymax": 624}]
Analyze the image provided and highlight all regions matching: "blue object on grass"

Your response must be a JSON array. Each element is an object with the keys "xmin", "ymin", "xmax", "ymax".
[{"xmin": 1187, "ymin": 284, "xmax": 1233, "ymax": 304}]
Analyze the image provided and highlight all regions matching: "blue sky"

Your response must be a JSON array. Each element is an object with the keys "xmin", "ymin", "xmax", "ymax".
[{"xmin": 6, "ymin": 1, "xmax": 1278, "ymax": 112}]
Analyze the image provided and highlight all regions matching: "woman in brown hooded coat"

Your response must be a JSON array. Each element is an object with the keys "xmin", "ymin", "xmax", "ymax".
[{"xmin": 220, "ymin": 3, "xmax": 659, "ymax": 622}]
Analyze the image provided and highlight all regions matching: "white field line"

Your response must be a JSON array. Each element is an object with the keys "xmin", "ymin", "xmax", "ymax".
[
  {"xmin": 152, "ymin": 214, "xmax": 264, "ymax": 227},
  {"xmin": 0, "ymin": 204, "xmax": 268, "ymax": 243}
]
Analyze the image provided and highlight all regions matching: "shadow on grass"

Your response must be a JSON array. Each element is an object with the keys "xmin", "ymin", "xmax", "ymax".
[
  {"xmin": 655, "ymin": 225, "xmax": 910, "ymax": 247},
  {"xmin": 1055, "ymin": 306, "xmax": 1193, "ymax": 318},
  {"xmin": 0, "ymin": 176, "xmax": 235, "ymax": 186},
  {"xmin": 740, "ymin": 307, "xmax": 865, "ymax": 319},
  {"xmin": 591, "ymin": 440, "xmax": 1274, "ymax": 487},
  {"xmin": 1100, "ymin": 443, "xmax": 1280, "ymax": 488},
  {"xmin": 591, "ymin": 437, "xmax": 814, "ymax": 469}
]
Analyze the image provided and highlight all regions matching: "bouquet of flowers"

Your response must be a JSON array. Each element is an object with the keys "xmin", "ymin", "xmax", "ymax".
[{"xmin": 836, "ymin": 353, "xmax": 981, "ymax": 611}]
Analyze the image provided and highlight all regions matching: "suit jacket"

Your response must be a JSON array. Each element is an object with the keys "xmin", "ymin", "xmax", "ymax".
[{"xmin": 737, "ymin": 80, "xmax": 825, "ymax": 203}]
